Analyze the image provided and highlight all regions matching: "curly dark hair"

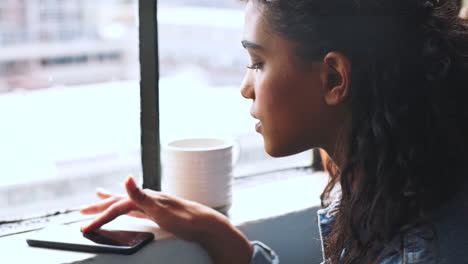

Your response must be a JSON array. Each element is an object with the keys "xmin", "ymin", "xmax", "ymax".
[{"xmin": 244, "ymin": 0, "xmax": 468, "ymax": 263}]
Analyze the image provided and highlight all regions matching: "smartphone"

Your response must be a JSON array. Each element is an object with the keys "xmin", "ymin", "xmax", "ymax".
[{"xmin": 26, "ymin": 225, "xmax": 154, "ymax": 255}]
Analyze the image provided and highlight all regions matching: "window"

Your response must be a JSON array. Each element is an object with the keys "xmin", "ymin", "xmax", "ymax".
[
  {"xmin": 0, "ymin": 0, "xmax": 313, "ymax": 225},
  {"xmin": 0, "ymin": 0, "xmax": 142, "ymax": 220}
]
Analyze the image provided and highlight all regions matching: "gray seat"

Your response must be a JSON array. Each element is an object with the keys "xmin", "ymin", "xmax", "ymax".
[{"xmin": 432, "ymin": 180, "xmax": 468, "ymax": 263}]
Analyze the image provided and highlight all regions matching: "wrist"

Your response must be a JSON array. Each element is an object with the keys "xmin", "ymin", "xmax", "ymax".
[{"xmin": 199, "ymin": 214, "xmax": 253, "ymax": 264}]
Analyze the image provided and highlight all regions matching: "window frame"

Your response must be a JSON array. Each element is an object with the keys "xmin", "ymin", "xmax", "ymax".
[{"xmin": 139, "ymin": 0, "xmax": 161, "ymax": 191}]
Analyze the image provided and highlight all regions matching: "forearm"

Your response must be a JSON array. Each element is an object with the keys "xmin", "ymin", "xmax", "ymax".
[{"xmin": 199, "ymin": 218, "xmax": 253, "ymax": 264}]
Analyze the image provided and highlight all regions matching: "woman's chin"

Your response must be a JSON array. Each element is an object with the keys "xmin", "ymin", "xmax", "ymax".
[
  {"xmin": 265, "ymin": 148, "xmax": 283, "ymax": 158},
  {"xmin": 263, "ymin": 141, "xmax": 281, "ymax": 157},
  {"xmin": 264, "ymin": 141, "xmax": 302, "ymax": 158}
]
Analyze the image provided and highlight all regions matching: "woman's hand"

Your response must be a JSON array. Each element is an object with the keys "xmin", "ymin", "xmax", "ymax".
[
  {"xmin": 80, "ymin": 186, "xmax": 149, "ymax": 220},
  {"xmin": 80, "ymin": 176, "xmax": 217, "ymax": 242},
  {"xmin": 80, "ymin": 176, "xmax": 253, "ymax": 264}
]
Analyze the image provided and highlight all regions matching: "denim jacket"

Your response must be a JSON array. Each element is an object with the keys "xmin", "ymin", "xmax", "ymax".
[
  {"xmin": 250, "ymin": 200, "xmax": 438, "ymax": 264},
  {"xmin": 250, "ymin": 179, "xmax": 468, "ymax": 264},
  {"xmin": 316, "ymin": 201, "xmax": 437, "ymax": 264}
]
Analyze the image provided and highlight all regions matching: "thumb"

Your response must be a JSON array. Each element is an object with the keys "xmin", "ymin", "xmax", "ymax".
[{"xmin": 125, "ymin": 176, "xmax": 151, "ymax": 208}]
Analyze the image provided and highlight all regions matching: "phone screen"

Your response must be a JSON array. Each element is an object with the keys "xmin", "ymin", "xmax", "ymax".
[{"xmin": 26, "ymin": 225, "xmax": 154, "ymax": 254}]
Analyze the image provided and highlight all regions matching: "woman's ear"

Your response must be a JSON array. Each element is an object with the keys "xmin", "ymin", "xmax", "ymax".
[{"xmin": 320, "ymin": 52, "xmax": 351, "ymax": 106}]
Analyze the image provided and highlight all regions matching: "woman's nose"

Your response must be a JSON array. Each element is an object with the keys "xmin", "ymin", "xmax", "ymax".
[{"xmin": 240, "ymin": 73, "xmax": 255, "ymax": 100}]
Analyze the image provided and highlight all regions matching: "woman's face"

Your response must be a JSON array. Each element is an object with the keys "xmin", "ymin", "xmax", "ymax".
[{"xmin": 241, "ymin": 1, "xmax": 334, "ymax": 157}]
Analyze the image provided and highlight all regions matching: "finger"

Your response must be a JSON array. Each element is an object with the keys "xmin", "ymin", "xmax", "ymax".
[
  {"xmin": 80, "ymin": 196, "xmax": 120, "ymax": 215},
  {"xmin": 128, "ymin": 211, "xmax": 149, "ymax": 219},
  {"xmin": 125, "ymin": 176, "xmax": 153, "ymax": 208},
  {"xmin": 91, "ymin": 180, "xmax": 147, "ymax": 219},
  {"xmin": 96, "ymin": 188, "xmax": 113, "ymax": 199},
  {"xmin": 81, "ymin": 199, "xmax": 136, "ymax": 233}
]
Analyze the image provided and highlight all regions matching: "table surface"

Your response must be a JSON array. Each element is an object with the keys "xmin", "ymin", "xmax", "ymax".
[{"xmin": 0, "ymin": 170, "xmax": 328, "ymax": 264}]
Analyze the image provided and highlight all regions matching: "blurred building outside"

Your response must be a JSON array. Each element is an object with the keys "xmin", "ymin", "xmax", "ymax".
[
  {"xmin": 0, "ymin": 0, "xmax": 247, "ymax": 93},
  {"xmin": 0, "ymin": 0, "xmax": 139, "ymax": 92}
]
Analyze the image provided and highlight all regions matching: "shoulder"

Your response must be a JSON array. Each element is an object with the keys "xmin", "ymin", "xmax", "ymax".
[
  {"xmin": 379, "ymin": 227, "xmax": 438, "ymax": 264},
  {"xmin": 317, "ymin": 199, "xmax": 438, "ymax": 264},
  {"xmin": 317, "ymin": 202, "xmax": 437, "ymax": 264}
]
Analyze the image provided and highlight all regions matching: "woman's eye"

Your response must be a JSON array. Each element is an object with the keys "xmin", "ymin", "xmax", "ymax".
[{"xmin": 246, "ymin": 62, "xmax": 263, "ymax": 72}]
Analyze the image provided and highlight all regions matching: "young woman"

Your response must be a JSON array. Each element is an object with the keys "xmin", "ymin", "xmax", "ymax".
[{"xmin": 80, "ymin": 0, "xmax": 468, "ymax": 263}]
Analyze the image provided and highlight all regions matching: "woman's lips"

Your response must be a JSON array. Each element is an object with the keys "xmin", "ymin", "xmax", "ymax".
[{"xmin": 255, "ymin": 121, "xmax": 262, "ymax": 132}]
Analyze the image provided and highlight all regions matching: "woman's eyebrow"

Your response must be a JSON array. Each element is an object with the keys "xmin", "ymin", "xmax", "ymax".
[{"xmin": 241, "ymin": 40, "xmax": 263, "ymax": 50}]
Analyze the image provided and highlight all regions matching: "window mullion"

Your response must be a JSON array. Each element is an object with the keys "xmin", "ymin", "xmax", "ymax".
[{"xmin": 139, "ymin": 0, "xmax": 161, "ymax": 191}]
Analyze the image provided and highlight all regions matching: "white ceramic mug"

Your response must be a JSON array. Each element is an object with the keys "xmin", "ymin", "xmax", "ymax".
[{"xmin": 161, "ymin": 138, "xmax": 239, "ymax": 212}]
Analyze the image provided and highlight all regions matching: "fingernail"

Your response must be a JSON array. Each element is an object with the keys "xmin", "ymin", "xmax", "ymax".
[
  {"xmin": 127, "ymin": 176, "xmax": 137, "ymax": 188},
  {"xmin": 96, "ymin": 187, "xmax": 109, "ymax": 194},
  {"xmin": 126, "ymin": 175, "xmax": 134, "ymax": 183}
]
